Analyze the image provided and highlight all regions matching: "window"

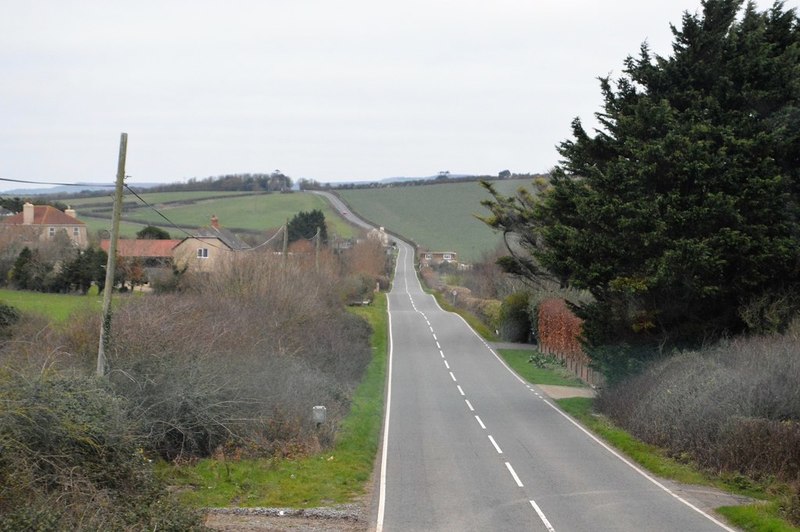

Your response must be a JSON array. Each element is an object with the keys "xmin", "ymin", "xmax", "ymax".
[
  {"xmin": 48, "ymin": 227, "xmax": 55, "ymax": 237},
  {"xmin": 197, "ymin": 248, "xmax": 209, "ymax": 259},
  {"xmin": 425, "ymin": 253, "xmax": 432, "ymax": 260},
  {"xmin": 443, "ymin": 253, "xmax": 452, "ymax": 261},
  {"xmin": 73, "ymin": 227, "xmax": 80, "ymax": 238}
]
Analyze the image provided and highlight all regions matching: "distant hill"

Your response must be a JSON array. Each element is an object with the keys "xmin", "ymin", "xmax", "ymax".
[
  {"xmin": 337, "ymin": 177, "xmax": 537, "ymax": 262},
  {"xmin": 2, "ymin": 183, "xmax": 163, "ymax": 196}
]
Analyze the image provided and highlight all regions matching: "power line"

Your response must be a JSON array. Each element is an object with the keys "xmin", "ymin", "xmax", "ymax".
[
  {"xmin": 122, "ymin": 184, "xmax": 285, "ymax": 253},
  {"xmin": 0, "ymin": 174, "xmax": 287, "ymax": 253},
  {"xmin": 122, "ymin": 184, "xmax": 231, "ymax": 252},
  {"xmin": 0, "ymin": 176, "xmax": 115, "ymax": 188}
]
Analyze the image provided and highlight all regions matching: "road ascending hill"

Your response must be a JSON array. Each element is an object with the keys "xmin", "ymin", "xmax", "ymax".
[{"xmin": 315, "ymin": 190, "xmax": 738, "ymax": 531}]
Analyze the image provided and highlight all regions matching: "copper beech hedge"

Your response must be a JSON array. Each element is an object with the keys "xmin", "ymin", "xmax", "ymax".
[{"xmin": 537, "ymin": 298, "xmax": 604, "ymax": 385}]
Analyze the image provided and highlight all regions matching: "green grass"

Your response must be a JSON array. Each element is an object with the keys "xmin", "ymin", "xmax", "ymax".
[
  {"xmin": 484, "ymin": 350, "xmax": 798, "ymax": 531},
  {"xmin": 338, "ymin": 178, "xmax": 534, "ymax": 262},
  {"xmin": 718, "ymin": 504, "xmax": 800, "ymax": 532},
  {"xmin": 0, "ymin": 288, "xmax": 103, "ymax": 323},
  {"xmin": 163, "ymin": 292, "xmax": 388, "ymax": 508},
  {"xmin": 81, "ymin": 217, "xmax": 156, "ymax": 239},
  {"xmin": 427, "ymin": 288, "xmax": 497, "ymax": 340},
  {"xmin": 75, "ymin": 191, "xmax": 357, "ymax": 240},
  {"xmin": 556, "ymin": 397, "xmax": 799, "ymax": 531},
  {"xmin": 66, "ymin": 190, "xmax": 248, "ymax": 208},
  {"xmin": 497, "ymin": 349, "xmax": 586, "ymax": 387}
]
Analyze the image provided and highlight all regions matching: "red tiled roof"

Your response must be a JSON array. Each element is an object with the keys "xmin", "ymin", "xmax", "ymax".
[
  {"xmin": 2, "ymin": 205, "xmax": 84, "ymax": 225},
  {"xmin": 100, "ymin": 239, "xmax": 181, "ymax": 258}
]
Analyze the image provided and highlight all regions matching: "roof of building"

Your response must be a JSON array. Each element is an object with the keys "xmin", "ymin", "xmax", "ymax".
[
  {"xmin": 100, "ymin": 239, "xmax": 181, "ymax": 258},
  {"xmin": 189, "ymin": 226, "xmax": 250, "ymax": 251},
  {"xmin": 1, "ymin": 205, "xmax": 85, "ymax": 226}
]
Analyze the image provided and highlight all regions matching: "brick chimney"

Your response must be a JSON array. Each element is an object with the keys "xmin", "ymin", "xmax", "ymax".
[
  {"xmin": 210, "ymin": 215, "xmax": 220, "ymax": 229},
  {"xmin": 65, "ymin": 205, "xmax": 77, "ymax": 219},
  {"xmin": 23, "ymin": 202, "xmax": 34, "ymax": 225}
]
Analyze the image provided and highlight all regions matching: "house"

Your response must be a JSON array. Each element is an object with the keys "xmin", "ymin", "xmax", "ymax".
[
  {"xmin": 172, "ymin": 215, "xmax": 250, "ymax": 272},
  {"xmin": 0, "ymin": 202, "xmax": 88, "ymax": 248},
  {"xmin": 419, "ymin": 250, "xmax": 458, "ymax": 268},
  {"xmin": 367, "ymin": 226, "xmax": 390, "ymax": 247}
]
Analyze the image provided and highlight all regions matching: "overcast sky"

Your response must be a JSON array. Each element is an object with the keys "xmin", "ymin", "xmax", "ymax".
[{"xmin": 1, "ymin": 0, "xmax": 792, "ymax": 191}]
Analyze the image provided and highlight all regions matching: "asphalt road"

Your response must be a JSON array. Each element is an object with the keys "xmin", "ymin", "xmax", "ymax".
[{"xmin": 313, "ymin": 190, "xmax": 737, "ymax": 532}]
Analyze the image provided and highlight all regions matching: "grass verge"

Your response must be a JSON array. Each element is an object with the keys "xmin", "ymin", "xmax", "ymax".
[
  {"xmin": 497, "ymin": 349, "xmax": 586, "ymax": 387},
  {"xmin": 162, "ymin": 292, "xmax": 388, "ymax": 508},
  {"xmin": 556, "ymin": 397, "xmax": 799, "ymax": 531},
  {"xmin": 426, "ymin": 288, "xmax": 497, "ymax": 341},
  {"xmin": 0, "ymin": 287, "xmax": 103, "ymax": 323}
]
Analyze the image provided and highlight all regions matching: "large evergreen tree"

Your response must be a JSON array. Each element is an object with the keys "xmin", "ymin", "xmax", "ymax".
[
  {"xmin": 287, "ymin": 209, "xmax": 328, "ymax": 244},
  {"xmin": 136, "ymin": 225, "xmax": 171, "ymax": 240},
  {"xmin": 482, "ymin": 0, "xmax": 800, "ymax": 353}
]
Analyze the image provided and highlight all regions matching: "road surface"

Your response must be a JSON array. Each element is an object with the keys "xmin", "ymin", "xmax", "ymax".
[{"xmin": 314, "ymin": 190, "xmax": 737, "ymax": 532}]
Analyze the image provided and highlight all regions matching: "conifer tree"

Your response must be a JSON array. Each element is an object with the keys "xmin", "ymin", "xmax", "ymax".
[
  {"xmin": 287, "ymin": 209, "xmax": 328, "ymax": 244},
  {"xmin": 481, "ymin": 0, "xmax": 800, "ymax": 354}
]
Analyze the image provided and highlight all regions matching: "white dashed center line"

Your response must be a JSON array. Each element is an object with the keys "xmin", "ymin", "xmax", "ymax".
[
  {"xmin": 505, "ymin": 462, "xmax": 523, "ymax": 487},
  {"xmin": 530, "ymin": 500, "xmax": 556, "ymax": 532},
  {"xmin": 488, "ymin": 435, "xmax": 503, "ymax": 454}
]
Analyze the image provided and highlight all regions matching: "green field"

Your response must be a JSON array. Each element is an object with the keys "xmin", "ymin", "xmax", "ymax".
[
  {"xmin": 70, "ymin": 191, "xmax": 358, "ymax": 240},
  {"xmin": 0, "ymin": 288, "xmax": 103, "ymax": 323},
  {"xmin": 338, "ymin": 178, "xmax": 535, "ymax": 262}
]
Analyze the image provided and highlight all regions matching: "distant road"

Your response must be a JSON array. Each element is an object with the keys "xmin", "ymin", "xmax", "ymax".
[
  {"xmin": 309, "ymin": 190, "xmax": 374, "ymax": 232},
  {"xmin": 315, "ymin": 191, "xmax": 737, "ymax": 532}
]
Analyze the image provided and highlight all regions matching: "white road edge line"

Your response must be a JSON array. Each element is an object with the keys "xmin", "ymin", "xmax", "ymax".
[
  {"xmin": 539, "ymin": 399, "xmax": 737, "ymax": 531},
  {"xmin": 488, "ymin": 435, "xmax": 502, "ymax": 453},
  {"xmin": 440, "ymin": 300, "xmax": 737, "ymax": 532},
  {"xmin": 376, "ymin": 244, "xmax": 403, "ymax": 532},
  {"xmin": 530, "ymin": 500, "xmax": 556, "ymax": 532},
  {"xmin": 505, "ymin": 462, "xmax": 523, "ymax": 487},
  {"xmin": 475, "ymin": 415, "xmax": 486, "ymax": 429}
]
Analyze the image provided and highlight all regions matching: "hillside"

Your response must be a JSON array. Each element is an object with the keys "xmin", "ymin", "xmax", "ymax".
[
  {"xmin": 67, "ymin": 191, "xmax": 357, "ymax": 240},
  {"xmin": 337, "ymin": 178, "xmax": 535, "ymax": 262}
]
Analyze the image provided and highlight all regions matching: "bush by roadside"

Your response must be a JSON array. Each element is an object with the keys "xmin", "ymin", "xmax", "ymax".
[
  {"xmin": 597, "ymin": 320, "xmax": 800, "ymax": 526},
  {"xmin": 0, "ymin": 371, "xmax": 205, "ymax": 531}
]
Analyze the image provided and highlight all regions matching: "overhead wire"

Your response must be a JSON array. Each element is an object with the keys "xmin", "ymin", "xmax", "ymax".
[
  {"xmin": 122, "ymin": 184, "xmax": 285, "ymax": 253},
  {"xmin": 0, "ymin": 176, "xmax": 115, "ymax": 188},
  {"xmin": 0, "ymin": 175, "xmax": 288, "ymax": 253}
]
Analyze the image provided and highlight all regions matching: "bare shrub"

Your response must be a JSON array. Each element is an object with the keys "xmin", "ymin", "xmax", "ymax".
[
  {"xmin": 0, "ymin": 371, "xmax": 204, "ymax": 530},
  {"xmin": 0, "ymin": 314, "xmax": 85, "ymax": 373},
  {"xmin": 100, "ymin": 252, "xmax": 372, "ymax": 460},
  {"xmin": 599, "ymin": 331, "xmax": 800, "ymax": 487},
  {"xmin": 739, "ymin": 287, "xmax": 800, "ymax": 335}
]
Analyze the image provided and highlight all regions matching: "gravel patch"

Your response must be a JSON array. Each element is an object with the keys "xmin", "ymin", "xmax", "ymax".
[{"xmin": 205, "ymin": 504, "xmax": 367, "ymax": 531}]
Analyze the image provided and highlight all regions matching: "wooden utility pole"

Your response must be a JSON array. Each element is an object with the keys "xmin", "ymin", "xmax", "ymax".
[
  {"xmin": 315, "ymin": 226, "xmax": 320, "ymax": 272},
  {"xmin": 282, "ymin": 218, "xmax": 289, "ymax": 266},
  {"xmin": 97, "ymin": 132, "xmax": 127, "ymax": 377}
]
